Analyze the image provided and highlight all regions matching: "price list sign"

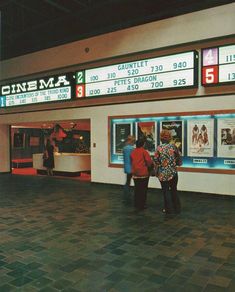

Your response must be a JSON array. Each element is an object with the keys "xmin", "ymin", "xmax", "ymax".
[
  {"xmin": 202, "ymin": 44, "xmax": 235, "ymax": 86},
  {"xmin": 76, "ymin": 51, "xmax": 198, "ymax": 98},
  {"xmin": 0, "ymin": 73, "xmax": 74, "ymax": 108}
]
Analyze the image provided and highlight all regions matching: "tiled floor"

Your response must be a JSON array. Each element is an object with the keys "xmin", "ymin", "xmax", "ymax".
[{"xmin": 0, "ymin": 174, "xmax": 234, "ymax": 292}]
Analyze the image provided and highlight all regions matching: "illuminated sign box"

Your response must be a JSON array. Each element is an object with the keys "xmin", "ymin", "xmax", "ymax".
[
  {"xmin": 76, "ymin": 51, "xmax": 198, "ymax": 98},
  {"xmin": 109, "ymin": 112, "xmax": 235, "ymax": 174},
  {"xmin": 201, "ymin": 44, "xmax": 235, "ymax": 86},
  {"xmin": 0, "ymin": 73, "xmax": 74, "ymax": 108}
]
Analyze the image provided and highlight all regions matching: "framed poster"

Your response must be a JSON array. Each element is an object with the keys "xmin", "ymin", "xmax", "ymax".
[
  {"xmin": 160, "ymin": 120, "xmax": 183, "ymax": 154},
  {"xmin": 187, "ymin": 119, "xmax": 214, "ymax": 157},
  {"xmin": 136, "ymin": 121, "xmax": 156, "ymax": 153},
  {"xmin": 217, "ymin": 118, "xmax": 235, "ymax": 158},
  {"xmin": 29, "ymin": 136, "xmax": 40, "ymax": 146},
  {"xmin": 113, "ymin": 123, "xmax": 132, "ymax": 154},
  {"xmin": 13, "ymin": 133, "xmax": 25, "ymax": 148}
]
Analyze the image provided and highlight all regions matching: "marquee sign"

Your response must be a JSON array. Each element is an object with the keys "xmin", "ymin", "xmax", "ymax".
[
  {"xmin": 76, "ymin": 51, "xmax": 198, "ymax": 98},
  {"xmin": 202, "ymin": 44, "xmax": 235, "ymax": 85},
  {"xmin": 0, "ymin": 73, "xmax": 74, "ymax": 108}
]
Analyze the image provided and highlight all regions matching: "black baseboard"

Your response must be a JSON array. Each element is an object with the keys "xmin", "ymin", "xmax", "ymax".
[
  {"xmin": 12, "ymin": 162, "xmax": 33, "ymax": 168},
  {"xmin": 37, "ymin": 169, "xmax": 81, "ymax": 177}
]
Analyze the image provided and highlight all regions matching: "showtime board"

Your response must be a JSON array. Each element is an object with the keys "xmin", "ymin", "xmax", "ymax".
[
  {"xmin": 0, "ymin": 73, "xmax": 74, "ymax": 108},
  {"xmin": 76, "ymin": 51, "xmax": 198, "ymax": 98},
  {"xmin": 202, "ymin": 44, "xmax": 235, "ymax": 85}
]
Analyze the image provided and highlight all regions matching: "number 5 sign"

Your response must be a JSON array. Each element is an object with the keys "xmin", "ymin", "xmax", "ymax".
[{"xmin": 202, "ymin": 66, "xmax": 218, "ymax": 85}]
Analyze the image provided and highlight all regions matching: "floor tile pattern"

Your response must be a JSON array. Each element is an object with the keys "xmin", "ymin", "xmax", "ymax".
[{"xmin": 0, "ymin": 174, "xmax": 234, "ymax": 291}]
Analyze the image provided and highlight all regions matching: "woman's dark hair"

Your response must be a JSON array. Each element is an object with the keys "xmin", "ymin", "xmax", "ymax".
[
  {"xmin": 136, "ymin": 138, "xmax": 145, "ymax": 148},
  {"xmin": 46, "ymin": 139, "xmax": 51, "ymax": 147}
]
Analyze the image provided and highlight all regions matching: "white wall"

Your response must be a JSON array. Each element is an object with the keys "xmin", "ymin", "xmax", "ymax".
[
  {"xmin": 1, "ymin": 95, "xmax": 234, "ymax": 195},
  {"xmin": 0, "ymin": 125, "xmax": 11, "ymax": 172},
  {"xmin": 0, "ymin": 4, "xmax": 234, "ymax": 80}
]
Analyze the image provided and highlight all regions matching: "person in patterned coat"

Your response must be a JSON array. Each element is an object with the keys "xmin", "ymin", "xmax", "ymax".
[{"xmin": 154, "ymin": 130, "xmax": 182, "ymax": 214}]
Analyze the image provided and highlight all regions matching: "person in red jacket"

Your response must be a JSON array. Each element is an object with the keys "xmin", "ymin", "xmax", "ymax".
[{"xmin": 130, "ymin": 138, "xmax": 153, "ymax": 210}]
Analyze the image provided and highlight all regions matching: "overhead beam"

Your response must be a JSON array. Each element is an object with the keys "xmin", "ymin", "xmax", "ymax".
[
  {"xmin": 71, "ymin": 0, "xmax": 89, "ymax": 8},
  {"xmin": 43, "ymin": 0, "xmax": 71, "ymax": 13}
]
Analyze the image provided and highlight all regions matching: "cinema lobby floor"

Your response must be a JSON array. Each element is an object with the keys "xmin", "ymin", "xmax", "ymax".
[{"xmin": 0, "ymin": 174, "xmax": 235, "ymax": 292}]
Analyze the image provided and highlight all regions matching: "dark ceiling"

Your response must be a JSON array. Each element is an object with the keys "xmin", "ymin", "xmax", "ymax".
[{"xmin": 0, "ymin": 0, "xmax": 233, "ymax": 60}]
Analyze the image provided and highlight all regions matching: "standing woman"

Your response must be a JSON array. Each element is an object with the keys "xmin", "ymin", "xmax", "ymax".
[
  {"xmin": 43, "ymin": 139, "xmax": 55, "ymax": 176},
  {"xmin": 154, "ymin": 130, "xmax": 182, "ymax": 214},
  {"xmin": 130, "ymin": 138, "xmax": 153, "ymax": 210},
  {"xmin": 123, "ymin": 135, "xmax": 136, "ymax": 205}
]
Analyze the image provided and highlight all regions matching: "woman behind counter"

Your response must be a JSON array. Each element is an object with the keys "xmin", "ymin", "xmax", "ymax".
[{"xmin": 43, "ymin": 139, "xmax": 55, "ymax": 176}]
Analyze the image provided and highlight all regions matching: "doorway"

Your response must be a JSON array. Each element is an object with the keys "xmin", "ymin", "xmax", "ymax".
[{"xmin": 11, "ymin": 119, "xmax": 91, "ymax": 181}]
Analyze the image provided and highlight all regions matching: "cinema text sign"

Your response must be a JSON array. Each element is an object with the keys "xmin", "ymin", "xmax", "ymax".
[{"xmin": 0, "ymin": 73, "xmax": 74, "ymax": 108}]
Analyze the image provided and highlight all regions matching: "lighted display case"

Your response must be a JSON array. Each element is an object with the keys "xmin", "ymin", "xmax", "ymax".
[{"xmin": 109, "ymin": 110, "xmax": 235, "ymax": 174}]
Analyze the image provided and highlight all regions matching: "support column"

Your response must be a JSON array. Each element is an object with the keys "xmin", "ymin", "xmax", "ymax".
[{"xmin": 0, "ymin": 125, "xmax": 11, "ymax": 173}]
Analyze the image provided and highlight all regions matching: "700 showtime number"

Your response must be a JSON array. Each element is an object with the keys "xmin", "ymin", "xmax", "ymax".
[{"xmin": 76, "ymin": 78, "xmax": 186, "ymax": 97}]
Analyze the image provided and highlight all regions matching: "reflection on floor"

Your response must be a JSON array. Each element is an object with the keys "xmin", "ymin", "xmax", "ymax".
[
  {"xmin": 0, "ymin": 174, "xmax": 235, "ymax": 291},
  {"xmin": 12, "ymin": 167, "xmax": 91, "ymax": 181}
]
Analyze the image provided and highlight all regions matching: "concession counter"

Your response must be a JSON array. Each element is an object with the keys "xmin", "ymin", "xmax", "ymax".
[{"xmin": 33, "ymin": 153, "xmax": 91, "ymax": 176}]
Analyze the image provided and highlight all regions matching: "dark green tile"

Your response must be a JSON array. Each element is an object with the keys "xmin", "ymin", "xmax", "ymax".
[
  {"xmin": 7, "ymin": 268, "xmax": 27, "ymax": 278},
  {"xmin": 204, "ymin": 284, "xmax": 228, "ymax": 291},
  {"xmin": 53, "ymin": 279, "xmax": 74, "ymax": 290},
  {"xmin": 32, "ymin": 277, "xmax": 54, "ymax": 289},
  {"xmin": 0, "ymin": 284, "xmax": 15, "ymax": 292},
  {"xmin": 148, "ymin": 274, "xmax": 167, "ymax": 284},
  {"xmin": 26, "ymin": 262, "xmax": 43, "ymax": 270},
  {"xmin": 10, "ymin": 276, "xmax": 33, "ymax": 287},
  {"xmin": 5, "ymin": 261, "xmax": 27, "ymax": 270},
  {"xmin": 0, "ymin": 174, "xmax": 235, "ymax": 291},
  {"xmin": 27, "ymin": 269, "xmax": 47, "ymax": 279}
]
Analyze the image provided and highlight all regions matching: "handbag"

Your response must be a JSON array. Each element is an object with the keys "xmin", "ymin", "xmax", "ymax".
[
  {"xmin": 143, "ymin": 152, "xmax": 158, "ymax": 177},
  {"xmin": 148, "ymin": 163, "xmax": 159, "ymax": 177},
  {"xmin": 175, "ymin": 148, "xmax": 182, "ymax": 166},
  {"xmin": 148, "ymin": 164, "xmax": 155, "ymax": 176},
  {"xmin": 43, "ymin": 150, "xmax": 48, "ymax": 160}
]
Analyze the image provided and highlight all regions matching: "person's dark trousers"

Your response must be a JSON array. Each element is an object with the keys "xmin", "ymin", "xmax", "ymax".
[
  {"xmin": 123, "ymin": 173, "xmax": 132, "ymax": 204},
  {"xmin": 133, "ymin": 177, "xmax": 149, "ymax": 210},
  {"xmin": 160, "ymin": 174, "xmax": 181, "ymax": 214}
]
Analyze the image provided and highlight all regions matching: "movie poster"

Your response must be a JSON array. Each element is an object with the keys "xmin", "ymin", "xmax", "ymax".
[
  {"xmin": 217, "ymin": 118, "xmax": 235, "ymax": 158},
  {"xmin": 136, "ymin": 121, "xmax": 156, "ymax": 153},
  {"xmin": 113, "ymin": 123, "xmax": 132, "ymax": 154},
  {"xmin": 13, "ymin": 133, "xmax": 25, "ymax": 148},
  {"xmin": 187, "ymin": 119, "xmax": 214, "ymax": 157},
  {"xmin": 30, "ymin": 136, "xmax": 40, "ymax": 146},
  {"xmin": 160, "ymin": 120, "xmax": 183, "ymax": 154}
]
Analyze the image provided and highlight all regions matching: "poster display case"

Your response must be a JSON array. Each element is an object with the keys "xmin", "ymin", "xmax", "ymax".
[{"xmin": 109, "ymin": 110, "xmax": 235, "ymax": 174}]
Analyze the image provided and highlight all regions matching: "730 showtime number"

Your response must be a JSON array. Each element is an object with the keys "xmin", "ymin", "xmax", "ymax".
[{"xmin": 85, "ymin": 61, "xmax": 188, "ymax": 82}]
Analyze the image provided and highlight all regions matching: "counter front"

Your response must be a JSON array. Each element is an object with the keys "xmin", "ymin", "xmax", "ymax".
[{"xmin": 33, "ymin": 153, "xmax": 91, "ymax": 176}]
